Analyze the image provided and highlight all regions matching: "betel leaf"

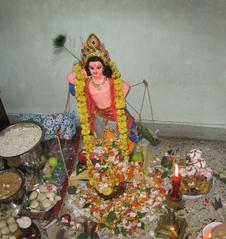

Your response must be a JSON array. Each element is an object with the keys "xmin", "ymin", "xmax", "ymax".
[
  {"xmin": 77, "ymin": 232, "xmax": 90, "ymax": 239},
  {"xmin": 90, "ymin": 232, "xmax": 100, "ymax": 239},
  {"xmin": 141, "ymin": 222, "xmax": 145, "ymax": 230},
  {"xmin": 115, "ymin": 227, "xmax": 120, "ymax": 234},
  {"xmin": 98, "ymin": 223, "xmax": 108, "ymax": 229},
  {"xmin": 161, "ymin": 156, "xmax": 169, "ymax": 168},
  {"xmin": 161, "ymin": 156, "xmax": 173, "ymax": 169},
  {"xmin": 120, "ymin": 227, "xmax": 127, "ymax": 236},
  {"xmin": 123, "ymin": 202, "xmax": 131, "ymax": 208},
  {"xmin": 76, "ymin": 162, "xmax": 87, "ymax": 174},
  {"xmin": 107, "ymin": 211, "xmax": 117, "ymax": 223},
  {"xmin": 83, "ymin": 203, "xmax": 92, "ymax": 208},
  {"xmin": 168, "ymin": 160, "xmax": 173, "ymax": 169},
  {"xmin": 112, "ymin": 141, "xmax": 117, "ymax": 147},
  {"xmin": 161, "ymin": 171, "xmax": 169, "ymax": 179},
  {"xmin": 99, "ymin": 167, "xmax": 108, "ymax": 173},
  {"xmin": 103, "ymin": 153, "xmax": 108, "ymax": 158},
  {"xmin": 137, "ymin": 211, "xmax": 146, "ymax": 218},
  {"xmin": 91, "ymin": 158, "xmax": 100, "ymax": 166}
]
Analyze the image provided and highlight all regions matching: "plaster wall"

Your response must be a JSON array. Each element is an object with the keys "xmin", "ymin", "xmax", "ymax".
[{"xmin": 0, "ymin": 0, "xmax": 226, "ymax": 128}]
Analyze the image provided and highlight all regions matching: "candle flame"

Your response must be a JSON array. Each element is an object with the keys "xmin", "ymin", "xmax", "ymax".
[
  {"xmin": 175, "ymin": 164, "xmax": 179, "ymax": 177},
  {"xmin": 208, "ymin": 232, "xmax": 211, "ymax": 239}
]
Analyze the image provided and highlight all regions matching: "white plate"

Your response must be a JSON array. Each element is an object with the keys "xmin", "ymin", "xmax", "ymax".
[
  {"xmin": 202, "ymin": 222, "xmax": 222, "ymax": 238},
  {"xmin": 182, "ymin": 177, "xmax": 215, "ymax": 200}
]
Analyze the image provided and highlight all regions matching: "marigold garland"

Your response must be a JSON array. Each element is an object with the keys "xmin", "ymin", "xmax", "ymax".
[
  {"xmin": 74, "ymin": 64, "xmax": 92, "ymax": 166},
  {"xmin": 74, "ymin": 60, "xmax": 129, "ymax": 161},
  {"xmin": 109, "ymin": 60, "xmax": 130, "ymax": 160}
]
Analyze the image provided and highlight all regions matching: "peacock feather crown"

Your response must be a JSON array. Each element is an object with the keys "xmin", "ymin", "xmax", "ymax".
[{"xmin": 81, "ymin": 34, "xmax": 110, "ymax": 65}]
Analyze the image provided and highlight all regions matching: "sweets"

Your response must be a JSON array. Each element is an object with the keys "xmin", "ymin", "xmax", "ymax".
[
  {"xmin": 16, "ymin": 216, "xmax": 32, "ymax": 230},
  {"xmin": 180, "ymin": 149, "xmax": 213, "ymax": 195},
  {"xmin": 27, "ymin": 184, "xmax": 60, "ymax": 213},
  {"xmin": 0, "ymin": 217, "xmax": 18, "ymax": 237}
]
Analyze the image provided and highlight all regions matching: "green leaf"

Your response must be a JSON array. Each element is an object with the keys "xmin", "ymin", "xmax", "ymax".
[
  {"xmin": 136, "ymin": 122, "xmax": 153, "ymax": 141},
  {"xmin": 90, "ymin": 232, "xmax": 100, "ymax": 239},
  {"xmin": 161, "ymin": 156, "xmax": 173, "ymax": 169},
  {"xmin": 161, "ymin": 171, "xmax": 169, "ymax": 179},
  {"xmin": 123, "ymin": 202, "xmax": 131, "ymax": 208},
  {"xmin": 77, "ymin": 232, "xmax": 90, "ymax": 239},
  {"xmin": 98, "ymin": 223, "xmax": 108, "ymax": 229},
  {"xmin": 120, "ymin": 227, "xmax": 127, "ymax": 236},
  {"xmin": 76, "ymin": 162, "xmax": 87, "ymax": 174},
  {"xmin": 99, "ymin": 167, "xmax": 108, "ymax": 173},
  {"xmin": 114, "ymin": 227, "xmax": 120, "ymax": 234},
  {"xmin": 83, "ymin": 203, "xmax": 92, "ymax": 208},
  {"xmin": 137, "ymin": 211, "xmax": 146, "ymax": 218},
  {"xmin": 112, "ymin": 141, "xmax": 117, "ymax": 147},
  {"xmin": 103, "ymin": 153, "xmax": 109, "ymax": 158},
  {"xmin": 161, "ymin": 156, "xmax": 169, "ymax": 168},
  {"xmin": 168, "ymin": 160, "xmax": 173, "ymax": 169},
  {"xmin": 140, "ymin": 222, "xmax": 145, "ymax": 230},
  {"xmin": 91, "ymin": 158, "xmax": 100, "ymax": 166},
  {"xmin": 107, "ymin": 211, "xmax": 117, "ymax": 223}
]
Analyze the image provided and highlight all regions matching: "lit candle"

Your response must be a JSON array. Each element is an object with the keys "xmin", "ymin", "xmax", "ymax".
[
  {"xmin": 208, "ymin": 232, "xmax": 211, "ymax": 239},
  {"xmin": 170, "ymin": 164, "xmax": 181, "ymax": 199},
  {"xmin": 169, "ymin": 226, "xmax": 177, "ymax": 238}
]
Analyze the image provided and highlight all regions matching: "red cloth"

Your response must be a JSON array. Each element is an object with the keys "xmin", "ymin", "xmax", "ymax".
[{"xmin": 85, "ymin": 78, "xmax": 134, "ymax": 132}]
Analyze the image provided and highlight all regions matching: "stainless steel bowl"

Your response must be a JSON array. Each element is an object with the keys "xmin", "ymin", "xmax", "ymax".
[{"xmin": 0, "ymin": 121, "xmax": 45, "ymax": 170}]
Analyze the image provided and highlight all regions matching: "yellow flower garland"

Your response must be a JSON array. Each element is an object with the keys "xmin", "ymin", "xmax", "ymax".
[
  {"xmin": 109, "ymin": 60, "xmax": 130, "ymax": 160},
  {"xmin": 74, "ymin": 61, "xmax": 129, "ymax": 161},
  {"xmin": 74, "ymin": 64, "xmax": 92, "ymax": 166}
]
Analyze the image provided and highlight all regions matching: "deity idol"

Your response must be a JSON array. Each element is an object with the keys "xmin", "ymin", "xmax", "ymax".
[{"xmin": 67, "ymin": 34, "xmax": 140, "ymax": 160}]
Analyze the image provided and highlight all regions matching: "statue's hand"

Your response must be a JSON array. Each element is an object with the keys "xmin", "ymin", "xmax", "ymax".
[
  {"xmin": 67, "ymin": 69, "xmax": 87, "ymax": 84},
  {"xmin": 67, "ymin": 71, "xmax": 76, "ymax": 84},
  {"xmin": 67, "ymin": 68, "xmax": 88, "ymax": 96},
  {"xmin": 67, "ymin": 71, "xmax": 76, "ymax": 96}
]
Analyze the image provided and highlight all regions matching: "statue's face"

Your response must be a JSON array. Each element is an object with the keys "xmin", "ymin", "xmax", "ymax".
[{"xmin": 89, "ymin": 61, "xmax": 104, "ymax": 79}]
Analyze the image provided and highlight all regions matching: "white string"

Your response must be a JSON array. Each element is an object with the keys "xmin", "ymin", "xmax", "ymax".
[{"xmin": 128, "ymin": 80, "xmax": 159, "ymax": 134}]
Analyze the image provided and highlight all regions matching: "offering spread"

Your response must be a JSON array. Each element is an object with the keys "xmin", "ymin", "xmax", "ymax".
[{"xmin": 0, "ymin": 32, "xmax": 226, "ymax": 239}]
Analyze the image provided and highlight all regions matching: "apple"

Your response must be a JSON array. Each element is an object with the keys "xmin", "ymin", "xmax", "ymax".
[
  {"xmin": 78, "ymin": 150, "xmax": 87, "ymax": 164},
  {"xmin": 48, "ymin": 157, "xmax": 58, "ymax": 168},
  {"xmin": 40, "ymin": 154, "xmax": 47, "ymax": 162}
]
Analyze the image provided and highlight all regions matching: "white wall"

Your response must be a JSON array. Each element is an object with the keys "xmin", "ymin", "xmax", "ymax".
[{"xmin": 0, "ymin": 0, "xmax": 226, "ymax": 128}]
